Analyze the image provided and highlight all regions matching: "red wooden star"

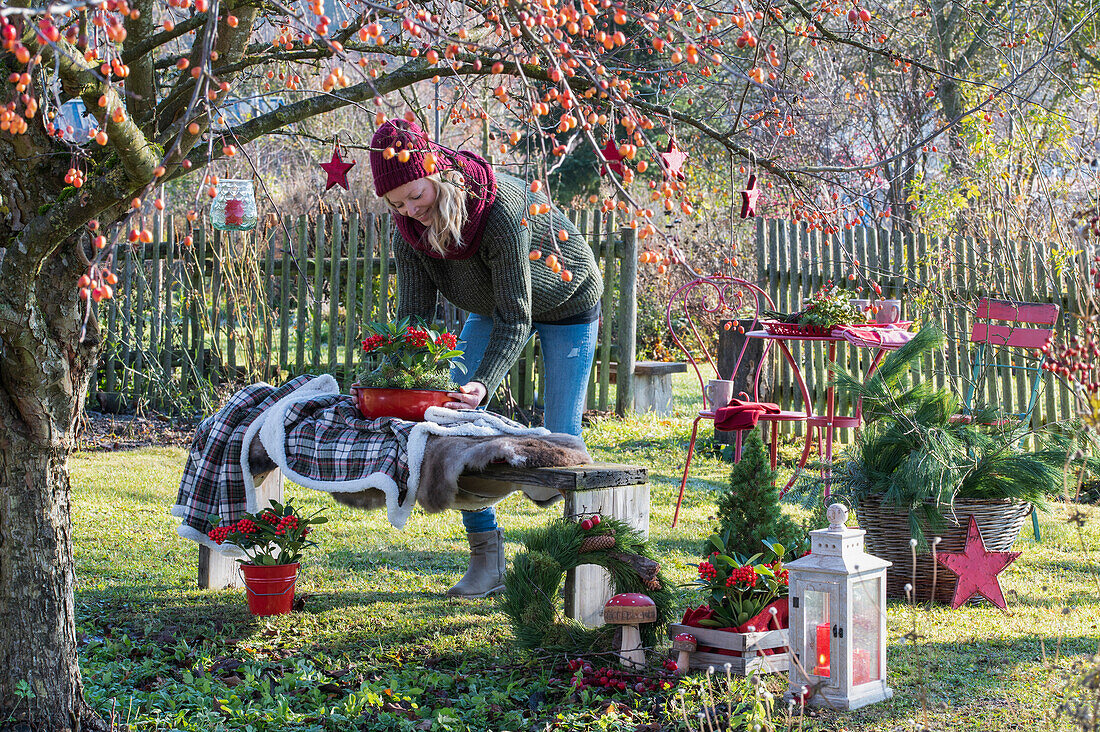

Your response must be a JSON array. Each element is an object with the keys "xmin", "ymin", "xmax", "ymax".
[
  {"xmin": 935, "ymin": 515, "xmax": 1021, "ymax": 609},
  {"xmin": 600, "ymin": 139, "xmax": 624, "ymax": 177},
  {"xmin": 320, "ymin": 148, "xmax": 355, "ymax": 191},
  {"xmin": 739, "ymin": 174, "xmax": 761, "ymax": 218},
  {"xmin": 659, "ymin": 137, "xmax": 689, "ymax": 181}
]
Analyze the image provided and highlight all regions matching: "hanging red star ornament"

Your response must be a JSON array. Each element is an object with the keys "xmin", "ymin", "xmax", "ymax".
[
  {"xmin": 935, "ymin": 515, "xmax": 1021, "ymax": 609},
  {"xmin": 659, "ymin": 137, "xmax": 689, "ymax": 181},
  {"xmin": 320, "ymin": 141, "xmax": 355, "ymax": 191},
  {"xmin": 600, "ymin": 139, "xmax": 625, "ymax": 177},
  {"xmin": 739, "ymin": 174, "xmax": 761, "ymax": 218}
]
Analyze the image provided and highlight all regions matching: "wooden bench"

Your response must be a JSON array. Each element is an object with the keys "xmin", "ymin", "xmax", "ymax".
[
  {"xmin": 609, "ymin": 361, "xmax": 687, "ymax": 415},
  {"xmin": 198, "ymin": 462, "xmax": 648, "ymax": 628}
]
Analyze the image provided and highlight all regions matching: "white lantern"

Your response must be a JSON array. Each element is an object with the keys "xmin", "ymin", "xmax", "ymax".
[
  {"xmin": 210, "ymin": 178, "xmax": 258, "ymax": 231},
  {"xmin": 784, "ymin": 504, "xmax": 892, "ymax": 710}
]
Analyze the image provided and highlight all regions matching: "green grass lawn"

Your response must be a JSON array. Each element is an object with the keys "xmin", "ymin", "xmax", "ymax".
[{"xmin": 69, "ymin": 373, "xmax": 1100, "ymax": 731}]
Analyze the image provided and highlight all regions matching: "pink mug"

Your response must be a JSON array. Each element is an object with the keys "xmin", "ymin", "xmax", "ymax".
[{"xmin": 875, "ymin": 299, "xmax": 902, "ymax": 324}]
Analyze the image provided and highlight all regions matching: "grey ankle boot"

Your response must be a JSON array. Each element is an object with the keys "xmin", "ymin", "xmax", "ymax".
[{"xmin": 446, "ymin": 529, "xmax": 506, "ymax": 598}]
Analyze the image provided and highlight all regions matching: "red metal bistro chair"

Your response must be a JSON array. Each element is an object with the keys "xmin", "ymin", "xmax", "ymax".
[{"xmin": 667, "ymin": 276, "xmax": 814, "ymax": 527}]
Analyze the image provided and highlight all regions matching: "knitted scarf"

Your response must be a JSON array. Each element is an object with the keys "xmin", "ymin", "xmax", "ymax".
[{"xmin": 393, "ymin": 150, "xmax": 498, "ymax": 260}]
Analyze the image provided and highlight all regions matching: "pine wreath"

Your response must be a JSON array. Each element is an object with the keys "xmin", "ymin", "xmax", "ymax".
[{"xmin": 500, "ymin": 516, "xmax": 677, "ymax": 657}]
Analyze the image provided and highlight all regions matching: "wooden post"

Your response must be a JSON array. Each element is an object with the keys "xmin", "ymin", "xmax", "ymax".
[
  {"xmin": 197, "ymin": 469, "xmax": 284, "ymax": 589},
  {"xmin": 616, "ymin": 226, "xmax": 637, "ymax": 417}
]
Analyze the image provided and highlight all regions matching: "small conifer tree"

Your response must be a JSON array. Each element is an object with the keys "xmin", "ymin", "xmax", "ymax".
[{"xmin": 711, "ymin": 428, "xmax": 803, "ymax": 560}]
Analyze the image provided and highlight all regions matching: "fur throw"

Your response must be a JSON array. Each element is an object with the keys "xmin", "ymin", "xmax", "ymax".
[{"xmin": 332, "ymin": 432, "xmax": 591, "ymax": 513}]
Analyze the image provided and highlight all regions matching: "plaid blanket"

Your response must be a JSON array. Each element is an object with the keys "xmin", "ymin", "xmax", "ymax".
[{"xmin": 173, "ymin": 374, "xmax": 552, "ymax": 554}]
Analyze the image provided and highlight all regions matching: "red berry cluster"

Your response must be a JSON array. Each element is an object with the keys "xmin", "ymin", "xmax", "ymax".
[
  {"xmin": 766, "ymin": 562, "xmax": 789, "ymax": 585},
  {"xmin": 403, "ymin": 327, "xmax": 430, "ymax": 348},
  {"xmin": 235, "ymin": 518, "xmax": 258, "ymax": 534},
  {"xmin": 725, "ymin": 565, "xmax": 757, "ymax": 588},
  {"xmin": 207, "ymin": 525, "xmax": 233, "ymax": 544},
  {"xmin": 562, "ymin": 658, "xmax": 677, "ymax": 695},
  {"xmin": 361, "ymin": 334, "xmax": 390, "ymax": 352},
  {"xmin": 274, "ymin": 514, "xmax": 299, "ymax": 536},
  {"xmin": 435, "ymin": 332, "xmax": 458, "ymax": 349},
  {"xmin": 698, "ymin": 561, "xmax": 717, "ymax": 581},
  {"xmin": 260, "ymin": 510, "xmax": 280, "ymax": 525}
]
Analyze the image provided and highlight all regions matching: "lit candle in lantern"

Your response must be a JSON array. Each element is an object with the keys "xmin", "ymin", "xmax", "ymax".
[{"xmin": 814, "ymin": 623, "xmax": 831, "ymax": 676}]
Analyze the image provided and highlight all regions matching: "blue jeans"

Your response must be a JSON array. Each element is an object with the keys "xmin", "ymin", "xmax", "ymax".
[{"xmin": 456, "ymin": 312, "xmax": 600, "ymax": 534}]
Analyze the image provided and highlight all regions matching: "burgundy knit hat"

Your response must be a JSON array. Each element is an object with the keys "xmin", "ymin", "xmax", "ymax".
[{"xmin": 370, "ymin": 119, "xmax": 453, "ymax": 197}]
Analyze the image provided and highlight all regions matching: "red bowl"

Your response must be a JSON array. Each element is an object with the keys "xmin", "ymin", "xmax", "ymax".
[{"xmin": 350, "ymin": 385, "xmax": 452, "ymax": 421}]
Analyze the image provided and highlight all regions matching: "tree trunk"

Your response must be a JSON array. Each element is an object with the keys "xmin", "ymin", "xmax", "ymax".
[
  {"xmin": 0, "ymin": 129, "xmax": 105, "ymax": 730},
  {"xmin": 0, "ymin": 434, "xmax": 84, "ymax": 731}
]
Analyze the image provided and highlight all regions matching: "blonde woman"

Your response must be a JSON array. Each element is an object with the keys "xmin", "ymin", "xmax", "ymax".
[{"xmin": 370, "ymin": 120, "xmax": 603, "ymax": 598}]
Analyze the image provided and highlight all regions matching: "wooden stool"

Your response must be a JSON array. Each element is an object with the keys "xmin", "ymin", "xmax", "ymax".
[
  {"xmin": 198, "ymin": 462, "xmax": 650, "ymax": 630},
  {"xmin": 610, "ymin": 361, "xmax": 687, "ymax": 415}
]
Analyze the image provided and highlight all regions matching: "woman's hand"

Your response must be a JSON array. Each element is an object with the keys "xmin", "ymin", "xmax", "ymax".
[{"xmin": 446, "ymin": 381, "xmax": 487, "ymax": 410}]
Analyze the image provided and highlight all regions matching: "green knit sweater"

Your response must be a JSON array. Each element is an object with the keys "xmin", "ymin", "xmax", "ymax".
[{"xmin": 394, "ymin": 172, "xmax": 604, "ymax": 392}]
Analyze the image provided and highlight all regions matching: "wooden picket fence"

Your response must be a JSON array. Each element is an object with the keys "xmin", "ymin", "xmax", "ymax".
[
  {"xmin": 90, "ymin": 208, "xmax": 638, "ymax": 420},
  {"xmin": 753, "ymin": 219, "xmax": 1086, "ymax": 438}
]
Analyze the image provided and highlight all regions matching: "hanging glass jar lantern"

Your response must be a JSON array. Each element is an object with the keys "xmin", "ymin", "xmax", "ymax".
[
  {"xmin": 784, "ymin": 504, "xmax": 893, "ymax": 710},
  {"xmin": 211, "ymin": 178, "xmax": 257, "ymax": 231}
]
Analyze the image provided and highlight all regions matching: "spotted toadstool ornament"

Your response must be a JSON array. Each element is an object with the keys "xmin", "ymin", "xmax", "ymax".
[
  {"xmin": 603, "ymin": 592, "xmax": 657, "ymax": 668},
  {"xmin": 670, "ymin": 632, "xmax": 697, "ymax": 675}
]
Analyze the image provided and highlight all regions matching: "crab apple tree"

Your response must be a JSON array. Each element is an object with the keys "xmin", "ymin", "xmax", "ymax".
[{"xmin": 1, "ymin": 0, "xmax": 1096, "ymax": 725}]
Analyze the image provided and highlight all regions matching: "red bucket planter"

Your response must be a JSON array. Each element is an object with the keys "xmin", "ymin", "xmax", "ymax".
[
  {"xmin": 350, "ymin": 384, "xmax": 451, "ymax": 422},
  {"xmin": 240, "ymin": 563, "xmax": 298, "ymax": 616}
]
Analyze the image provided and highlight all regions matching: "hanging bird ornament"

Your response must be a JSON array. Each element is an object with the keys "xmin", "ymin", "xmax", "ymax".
[{"xmin": 320, "ymin": 136, "xmax": 355, "ymax": 191}]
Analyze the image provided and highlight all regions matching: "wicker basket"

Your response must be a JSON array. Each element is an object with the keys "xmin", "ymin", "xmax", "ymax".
[
  {"xmin": 760, "ymin": 321, "xmax": 833, "ymax": 337},
  {"xmin": 855, "ymin": 498, "xmax": 1032, "ymax": 605}
]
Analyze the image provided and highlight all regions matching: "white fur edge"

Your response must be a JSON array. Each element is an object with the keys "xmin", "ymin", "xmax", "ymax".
[{"xmin": 207, "ymin": 375, "xmax": 559, "ymax": 536}]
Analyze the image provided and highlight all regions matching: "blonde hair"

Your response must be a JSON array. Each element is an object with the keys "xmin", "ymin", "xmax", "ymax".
[{"xmin": 387, "ymin": 170, "xmax": 468, "ymax": 256}]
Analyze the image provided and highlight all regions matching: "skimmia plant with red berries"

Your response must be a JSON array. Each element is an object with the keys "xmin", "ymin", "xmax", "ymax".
[
  {"xmin": 692, "ymin": 537, "xmax": 791, "ymax": 629},
  {"xmin": 207, "ymin": 500, "xmax": 327, "ymax": 566},
  {"xmin": 358, "ymin": 317, "xmax": 464, "ymax": 391}
]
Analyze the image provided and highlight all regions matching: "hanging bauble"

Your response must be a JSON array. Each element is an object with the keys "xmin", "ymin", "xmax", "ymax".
[{"xmin": 211, "ymin": 178, "xmax": 258, "ymax": 231}]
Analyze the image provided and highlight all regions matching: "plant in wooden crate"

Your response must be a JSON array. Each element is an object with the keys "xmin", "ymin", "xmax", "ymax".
[
  {"xmin": 667, "ymin": 429, "xmax": 806, "ymax": 674},
  {"xmin": 207, "ymin": 500, "xmax": 327, "ymax": 615},
  {"xmin": 352, "ymin": 317, "xmax": 465, "ymax": 420},
  {"xmin": 815, "ymin": 325, "xmax": 1086, "ymax": 603}
]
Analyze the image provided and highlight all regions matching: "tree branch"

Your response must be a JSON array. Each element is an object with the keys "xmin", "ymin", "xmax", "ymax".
[{"xmin": 123, "ymin": 0, "xmax": 159, "ymax": 131}]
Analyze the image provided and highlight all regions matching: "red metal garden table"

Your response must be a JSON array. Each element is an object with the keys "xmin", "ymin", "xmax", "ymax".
[{"xmin": 745, "ymin": 326, "xmax": 910, "ymax": 497}]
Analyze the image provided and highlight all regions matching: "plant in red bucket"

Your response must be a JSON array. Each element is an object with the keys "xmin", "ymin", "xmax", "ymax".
[
  {"xmin": 207, "ymin": 500, "xmax": 327, "ymax": 616},
  {"xmin": 352, "ymin": 317, "xmax": 465, "ymax": 420}
]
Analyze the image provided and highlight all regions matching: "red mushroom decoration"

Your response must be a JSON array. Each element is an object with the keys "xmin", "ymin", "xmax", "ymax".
[
  {"xmin": 603, "ymin": 592, "xmax": 657, "ymax": 668},
  {"xmin": 670, "ymin": 632, "xmax": 697, "ymax": 675}
]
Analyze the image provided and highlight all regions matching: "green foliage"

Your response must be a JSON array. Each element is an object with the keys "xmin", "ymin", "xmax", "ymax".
[
  {"xmin": 710, "ymin": 429, "xmax": 804, "ymax": 561},
  {"xmin": 357, "ymin": 316, "xmax": 463, "ymax": 390},
  {"xmin": 821, "ymin": 325, "xmax": 1087, "ymax": 545},
  {"xmin": 501, "ymin": 516, "xmax": 677, "ymax": 657},
  {"xmin": 763, "ymin": 284, "xmax": 864, "ymax": 328}
]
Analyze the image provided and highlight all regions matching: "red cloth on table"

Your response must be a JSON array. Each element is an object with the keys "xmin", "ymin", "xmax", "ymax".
[
  {"xmin": 832, "ymin": 324, "xmax": 915, "ymax": 350},
  {"xmin": 713, "ymin": 398, "xmax": 781, "ymax": 431},
  {"xmin": 679, "ymin": 599, "xmax": 789, "ymax": 656}
]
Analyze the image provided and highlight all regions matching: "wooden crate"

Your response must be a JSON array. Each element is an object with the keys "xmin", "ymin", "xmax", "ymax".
[{"xmin": 667, "ymin": 623, "xmax": 790, "ymax": 675}]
